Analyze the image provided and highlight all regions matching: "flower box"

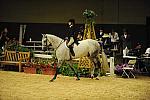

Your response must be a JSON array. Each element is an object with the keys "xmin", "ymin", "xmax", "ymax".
[
  {"xmin": 41, "ymin": 67, "xmax": 56, "ymax": 75},
  {"xmin": 41, "ymin": 63, "xmax": 57, "ymax": 75},
  {"xmin": 23, "ymin": 67, "xmax": 36, "ymax": 74}
]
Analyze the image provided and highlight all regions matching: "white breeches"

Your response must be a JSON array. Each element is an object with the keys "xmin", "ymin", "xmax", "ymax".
[{"xmin": 67, "ymin": 37, "xmax": 74, "ymax": 46}]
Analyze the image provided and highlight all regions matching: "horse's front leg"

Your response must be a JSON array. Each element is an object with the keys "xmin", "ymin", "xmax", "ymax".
[{"xmin": 49, "ymin": 60, "xmax": 63, "ymax": 82}]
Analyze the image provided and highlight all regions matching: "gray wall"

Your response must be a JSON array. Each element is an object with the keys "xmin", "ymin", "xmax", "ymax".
[{"xmin": 0, "ymin": 0, "xmax": 150, "ymax": 24}]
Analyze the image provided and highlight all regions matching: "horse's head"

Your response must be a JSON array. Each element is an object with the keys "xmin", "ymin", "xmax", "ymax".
[
  {"xmin": 42, "ymin": 34, "xmax": 63, "ymax": 50},
  {"xmin": 42, "ymin": 34, "xmax": 50, "ymax": 50}
]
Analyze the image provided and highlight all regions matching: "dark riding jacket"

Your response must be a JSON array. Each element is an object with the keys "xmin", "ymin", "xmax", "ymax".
[{"xmin": 66, "ymin": 25, "xmax": 78, "ymax": 45}]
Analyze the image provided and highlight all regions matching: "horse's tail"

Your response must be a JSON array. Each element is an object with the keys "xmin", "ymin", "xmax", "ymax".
[{"xmin": 97, "ymin": 42, "xmax": 109, "ymax": 73}]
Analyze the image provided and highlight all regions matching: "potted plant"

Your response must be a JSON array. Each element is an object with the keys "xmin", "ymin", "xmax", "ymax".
[
  {"xmin": 40, "ymin": 61, "xmax": 57, "ymax": 75},
  {"xmin": 32, "ymin": 58, "xmax": 56, "ymax": 75}
]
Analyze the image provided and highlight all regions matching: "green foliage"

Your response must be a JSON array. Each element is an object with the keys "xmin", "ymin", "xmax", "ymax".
[
  {"xmin": 78, "ymin": 68, "xmax": 90, "ymax": 77},
  {"xmin": 36, "ymin": 68, "xmax": 42, "ymax": 74},
  {"xmin": 83, "ymin": 9, "xmax": 97, "ymax": 24},
  {"xmin": 6, "ymin": 44, "xmax": 34, "ymax": 58},
  {"xmin": 60, "ymin": 63, "xmax": 102, "ymax": 77},
  {"xmin": 60, "ymin": 64, "xmax": 75, "ymax": 76},
  {"xmin": 60, "ymin": 63, "xmax": 107, "ymax": 77}
]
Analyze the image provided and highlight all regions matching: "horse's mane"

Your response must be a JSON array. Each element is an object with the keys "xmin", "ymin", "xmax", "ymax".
[
  {"xmin": 46, "ymin": 34, "xmax": 63, "ymax": 40},
  {"xmin": 45, "ymin": 34, "xmax": 64, "ymax": 49}
]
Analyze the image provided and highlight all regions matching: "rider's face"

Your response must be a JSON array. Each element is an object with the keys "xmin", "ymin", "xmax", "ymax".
[{"xmin": 68, "ymin": 22, "xmax": 72, "ymax": 26}]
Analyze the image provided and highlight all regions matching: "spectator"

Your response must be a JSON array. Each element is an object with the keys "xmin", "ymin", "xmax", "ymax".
[
  {"xmin": 77, "ymin": 26, "xmax": 84, "ymax": 41},
  {"xmin": 101, "ymin": 32, "xmax": 111, "ymax": 55},
  {"xmin": 98, "ymin": 27, "xmax": 104, "ymax": 41},
  {"xmin": 145, "ymin": 47, "xmax": 150, "ymax": 56},
  {"xmin": 0, "ymin": 27, "xmax": 9, "ymax": 51},
  {"xmin": 102, "ymin": 32, "xmax": 111, "ymax": 49},
  {"xmin": 110, "ymin": 29, "xmax": 119, "ymax": 49},
  {"xmin": 120, "ymin": 29, "xmax": 132, "ymax": 56},
  {"xmin": 128, "ymin": 42, "xmax": 142, "ymax": 57}
]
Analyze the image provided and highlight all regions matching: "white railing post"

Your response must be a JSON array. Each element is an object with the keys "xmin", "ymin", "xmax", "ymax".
[{"xmin": 110, "ymin": 57, "xmax": 115, "ymax": 76}]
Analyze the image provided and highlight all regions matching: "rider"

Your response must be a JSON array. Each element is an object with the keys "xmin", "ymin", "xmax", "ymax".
[{"xmin": 65, "ymin": 19, "xmax": 79, "ymax": 56}]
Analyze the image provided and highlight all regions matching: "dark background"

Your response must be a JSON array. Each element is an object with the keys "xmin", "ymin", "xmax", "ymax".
[
  {"xmin": 0, "ymin": 0, "xmax": 150, "ymax": 50},
  {"xmin": 0, "ymin": 0, "xmax": 150, "ymax": 24}
]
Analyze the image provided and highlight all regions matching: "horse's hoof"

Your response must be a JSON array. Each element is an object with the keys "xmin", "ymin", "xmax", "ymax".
[
  {"xmin": 49, "ymin": 79, "xmax": 54, "ymax": 82},
  {"xmin": 91, "ymin": 76, "xmax": 94, "ymax": 79},
  {"xmin": 76, "ymin": 78, "xmax": 80, "ymax": 81},
  {"xmin": 95, "ymin": 77, "xmax": 99, "ymax": 80}
]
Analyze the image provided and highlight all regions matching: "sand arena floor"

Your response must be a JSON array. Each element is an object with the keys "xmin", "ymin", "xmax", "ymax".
[{"xmin": 0, "ymin": 71, "xmax": 150, "ymax": 100}]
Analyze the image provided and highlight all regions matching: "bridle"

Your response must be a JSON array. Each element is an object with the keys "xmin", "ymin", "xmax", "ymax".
[
  {"xmin": 43, "ymin": 36, "xmax": 50, "ymax": 49},
  {"xmin": 44, "ymin": 35, "xmax": 64, "ymax": 52}
]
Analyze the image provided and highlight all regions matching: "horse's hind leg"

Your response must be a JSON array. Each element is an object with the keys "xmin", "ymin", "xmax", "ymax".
[
  {"xmin": 95, "ymin": 65, "xmax": 101, "ymax": 80},
  {"xmin": 70, "ymin": 66, "xmax": 80, "ymax": 80},
  {"xmin": 90, "ymin": 57, "xmax": 100, "ymax": 80},
  {"xmin": 95, "ymin": 58, "xmax": 101, "ymax": 80},
  {"xmin": 90, "ymin": 66, "xmax": 95, "ymax": 79},
  {"xmin": 89, "ymin": 57, "xmax": 96, "ymax": 79},
  {"xmin": 68, "ymin": 61, "xmax": 80, "ymax": 80}
]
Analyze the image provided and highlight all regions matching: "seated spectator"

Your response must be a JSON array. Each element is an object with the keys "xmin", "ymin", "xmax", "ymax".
[
  {"xmin": 145, "ymin": 47, "xmax": 150, "ymax": 56},
  {"xmin": 128, "ymin": 42, "xmax": 142, "ymax": 57},
  {"xmin": 110, "ymin": 29, "xmax": 119, "ymax": 42},
  {"xmin": 102, "ymin": 32, "xmax": 111, "ymax": 49},
  {"xmin": 77, "ymin": 26, "xmax": 84, "ymax": 41},
  {"xmin": 110, "ymin": 29, "xmax": 119, "ymax": 49},
  {"xmin": 143, "ymin": 46, "xmax": 150, "ymax": 74},
  {"xmin": 77, "ymin": 33, "xmax": 83, "ymax": 41},
  {"xmin": 101, "ymin": 32, "xmax": 111, "ymax": 55}
]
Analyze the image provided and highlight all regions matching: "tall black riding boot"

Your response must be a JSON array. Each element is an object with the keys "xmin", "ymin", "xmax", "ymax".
[{"xmin": 69, "ymin": 46, "xmax": 75, "ymax": 56}]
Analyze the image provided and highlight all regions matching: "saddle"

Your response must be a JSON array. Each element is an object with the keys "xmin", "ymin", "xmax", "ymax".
[{"xmin": 65, "ymin": 40, "xmax": 79, "ymax": 57}]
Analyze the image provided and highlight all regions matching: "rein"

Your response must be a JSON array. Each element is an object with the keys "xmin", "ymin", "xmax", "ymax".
[
  {"xmin": 45, "ymin": 36, "xmax": 64, "ymax": 50},
  {"xmin": 55, "ymin": 40, "xmax": 64, "ymax": 50},
  {"xmin": 45, "ymin": 36, "xmax": 64, "ymax": 59},
  {"xmin": 53, "ymin": 40, "xmax": 64, "ymax": 60}
]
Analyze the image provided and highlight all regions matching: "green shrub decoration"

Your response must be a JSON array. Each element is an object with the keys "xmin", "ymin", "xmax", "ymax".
[
  {"xmin": 6, "ymin": 44, "xmax": 34, "ymax": 58},
  {"xmin": 60, "ymin": 63, "xmax": 102, "ymax": 77},
  {"xmin": 83, "ymin": 9, "xmax": 97, "ymax": 24}
]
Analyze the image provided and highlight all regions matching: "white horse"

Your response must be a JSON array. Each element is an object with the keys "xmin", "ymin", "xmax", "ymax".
[{"xmin": 42, "ymin": 34, "xmax": 107, "ymax": 82}]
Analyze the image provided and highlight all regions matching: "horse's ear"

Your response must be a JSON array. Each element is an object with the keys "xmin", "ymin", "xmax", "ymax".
[{"xmin": 42, "ymin": 33, "xmax": 46, "ymax": 37}]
